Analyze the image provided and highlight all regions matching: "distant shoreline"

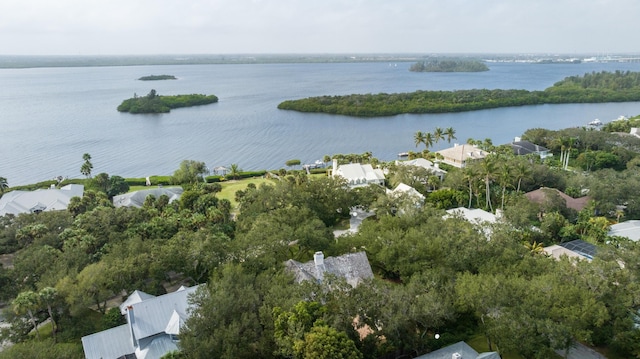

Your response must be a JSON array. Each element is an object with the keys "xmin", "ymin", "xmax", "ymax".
[{"xmin": 1, "ymin": 53, "xmax": 639, "ymax": 69}]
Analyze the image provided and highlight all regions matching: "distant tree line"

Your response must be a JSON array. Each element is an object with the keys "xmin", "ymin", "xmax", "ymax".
[
  {"xmin": 117, "ymin": 89, "xmax": 218, "ymax": 114},
  {"xmin": 137, "ymin": 75, "xmax": 177, "ymax": 81},
  {"xmin": 409, "ymin": 58, "xmax": 489, "ymax": 72},
  {"xmin": 278, "ymin": 71, "xmax": 640, "ymax": 117}
]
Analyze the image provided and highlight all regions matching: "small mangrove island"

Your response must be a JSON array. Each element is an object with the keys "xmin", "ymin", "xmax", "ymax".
[
  {"xmin": 117, "ymin": 89, "xmax": 218, "ymax": 114},
  {"xmin": 409, "ymin": 58, "xmax": 489, "ymax": 72},
  {"xmin": 138, "ymin": 74, "xmax": 177, "ymax": 81},
  {"xmin": 278, "ymin": 70, "xmax": 640, "ymax": 117}
]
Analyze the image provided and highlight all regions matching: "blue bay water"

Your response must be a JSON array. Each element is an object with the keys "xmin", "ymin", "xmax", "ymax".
[{"xmin": 1, "ymin": 61, "xmax": 640, "ymax": 186}]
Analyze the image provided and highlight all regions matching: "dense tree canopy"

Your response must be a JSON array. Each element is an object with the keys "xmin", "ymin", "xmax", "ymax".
[{"xmin": 117, "ymin": 89, "xmax": 218, "ymax": 113}]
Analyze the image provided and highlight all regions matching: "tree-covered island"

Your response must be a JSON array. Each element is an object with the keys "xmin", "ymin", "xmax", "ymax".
[
  {"xmin": 278, "ymin": 70, "xmax": 640, "ymax": 117},
  {"xmin": 137, "ymin": 74, "xmax": 177, "ymax": 81},
  {"xmin": 409, "ymin": 58, "xmax": 489, "ymax": 72},
  {"xmin": 117, "ymin": 89, "xmax": 218, "ymax": 114}
]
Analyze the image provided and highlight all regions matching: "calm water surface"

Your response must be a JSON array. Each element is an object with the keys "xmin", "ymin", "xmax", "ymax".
[{"xmin": 1, "ymin": 61, "xmax": 640, "ymax": 186}]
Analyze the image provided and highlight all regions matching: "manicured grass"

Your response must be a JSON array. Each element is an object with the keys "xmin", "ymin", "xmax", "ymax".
[{"xmin": 218, "ymin": 177, "xmax": 275, "ymax": 210}]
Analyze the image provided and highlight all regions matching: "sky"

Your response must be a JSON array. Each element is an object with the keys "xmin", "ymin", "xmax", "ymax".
[{"xmin": 1, "ymin": 0, "xmax": 639, "ymax": 55}]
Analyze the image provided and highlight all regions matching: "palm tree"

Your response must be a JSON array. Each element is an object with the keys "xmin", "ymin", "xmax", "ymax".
[
  {"xmin": 229, "ymin": 163, "xmax": 241, "ymax": 180},
  {"xmin": 497, "ymin": 163, "xmax": 512, "ymax": 211},
  {"xmin": 480, "ymin": 157, "xmax": 497, "ymax": 212},
  {"xmin": 445, "ymin": 127, "xmax": 457, "ymax": 143},
  {"xmin": 462, "ymin": 166, "xmax": 479, "ymax": 209},
  {"xmin": 423, "ymin": 132, "xmax": 434, "ymax": 150},
  {"xmin": 414, "ymin": 131, "xmax": 425, "ymax": 148},
  {"xmin": 433, "ymin": 127, "xmax": 444, "ymax": 144},
  {"xmin": 40, "ymin": 287, "xmax": 58, "ymax": 341},
  {"xmin": 513, "ymin": 160, "xmax": 532, "ymax": 192},
  {"xmin": 81, "ymin": 153, "xmax": 93, "ymax": 178},
  {"xmin": 524, "ymin": 241, "xmax": 545, "ymax": 256},
  {"xmin": 13, "ymin": 290, "xmax": 41, "ymax": 339},
  {"xmin": 0, "ymin": 176, "xmax": 8, "ymax": 194}
]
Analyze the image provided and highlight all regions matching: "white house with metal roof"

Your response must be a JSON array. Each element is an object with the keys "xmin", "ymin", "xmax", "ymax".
[
  {"xmin": 81, "ymin": 285, "xmax": 200, "ymax": 359},
  {"xmin": 609, "ymin": 220, "xmax": 640, "ymax": 242},
  {"xmin": 0, "ymin": 184, "xmax": 83, "ymax": 217},
  {"xmin": 331, "ymin": 159, "xmax": 385, "ymax": 188},
  {"xmin": 396, "ymin": 157, "xmax": 447, "ymax": 180},
  {"xmin": 113, "ymin": 187, "xmax": 183, "ymax": 208}
]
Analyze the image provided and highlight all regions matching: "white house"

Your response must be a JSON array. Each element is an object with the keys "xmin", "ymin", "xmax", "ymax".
[
  {"xmin": 331, "ymin": 159, "xmax": 385, "ymax": 188},
  {"xmin": 609, "ymin": 220, "xmax": 640, "ymax": 242},
  {"xmin": 113, "ymin": 187, "xmax": 183, "ymax": 208},
  {"xmin": 396, "ymin": 158, "xmax": 447, "ymax": 180},
  {"xmin": 81, "ymin": 285, "xmax": 200, "ymax": 359},
  {"xmin": 0, "ymin": 184, "xmax": 84, "ymax": 217}
]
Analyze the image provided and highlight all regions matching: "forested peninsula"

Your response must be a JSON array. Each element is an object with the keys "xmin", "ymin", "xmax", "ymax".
[
  {"xmin": 409, "ymin": 58, "xmax": 489, "ymax": 72},
  {"xmin": 138, "ymin": 74, "xmax": 176, "ymax": 81},
  {"xmin": 117, "ymin": 89, "xmax": 218, "ymax": 114},
  {"xmin": 278, "ymin": 70, "xmax": 640, "ymax": 117}
]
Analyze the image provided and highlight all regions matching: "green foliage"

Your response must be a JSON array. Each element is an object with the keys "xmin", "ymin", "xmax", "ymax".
[
  {"xmin": 409, "ymin": 58, "xmax": 489, "ymax": 72},
  {"xmin": 171, "ymin": 160, "xmax": 209, "ymax": 185},
  {"xmin": 286, "ymin": 159, "xmax": 301, "ymax": 167},
  {"xmin": 138, "ymin": 74, "xmax": 177, "ymax": 81},
  {"xmin": 294, "ymin": 325, "xmax": 363, "ymax": 359},
  {"xmin": 80, "ymin": 153, "xmax": 93, "ymax": 178},
  {"xmin": 0, "ymin": 339, "xmax": 84, "ymax": 359},
  {"xmin": 278, "ymin": 71, "xmax": 640, "ymax": 117},
  {"xmin": 117, "ymin": 89, "xmax": 218, "ymax": 113}
]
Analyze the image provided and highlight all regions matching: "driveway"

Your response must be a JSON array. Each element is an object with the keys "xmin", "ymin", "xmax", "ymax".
[{"xmin": 333, "ymin": 207, "xmax": 374, "ymax": 238}]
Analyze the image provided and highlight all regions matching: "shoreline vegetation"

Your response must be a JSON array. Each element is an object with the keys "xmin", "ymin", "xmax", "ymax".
[
  {"xmin": 117, "ymin": 89, "xmax": 218, "ymax": 114},
  {"xmin": 138, "ymin": 74, "xmax": 176, "ymax": 81},
  {"xmin": 278, "ymin": 70, "xmax": 640, "ymax": 117},
  {"xmin": 409, "ymin": 58, "xmax": 489, "ymax": 72}
]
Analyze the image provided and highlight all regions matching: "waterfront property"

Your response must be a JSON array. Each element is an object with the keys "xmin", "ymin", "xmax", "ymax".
[
  {"xmin": 113, "ymin": 187, "xmax": 183, "ymax": 208},
  {"xmin": 436, "ymin": 144, "xmax": 487, "ymax": 168},
  {"xmin": 507, "ymin": 137, "xmax": 552, "ymax": 159},
  {"xmin": 330, "ymin": 159, "xmax": 385, "ymax": 188},
  {"xmin": 0, "ymin": 184, "xmax": 83, "ymax": 217}
]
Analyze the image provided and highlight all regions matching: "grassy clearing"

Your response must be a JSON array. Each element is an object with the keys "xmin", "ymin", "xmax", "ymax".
[{"xmin": 218, "ymin": 177, "xmax": 275, "ymax": 210}]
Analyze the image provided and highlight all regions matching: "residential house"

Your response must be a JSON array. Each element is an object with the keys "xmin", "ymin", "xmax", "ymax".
[
  {"xmin": 396, "ymin": 158, "xmax": 447, "ymax": 180},
  {"xmin": 445, "ymin": 207, "xmax": 498, "ymax": 224},
  {"xmin": 525, "ymin": 187, "xmax": 590, "ymax": 212},
  {"xmin": 113, "ymin": 187, "xmax": 183, "ymax": 208},
  {"xmin": 387, "ymin": 183, "xmax": 425, "ymax": 203},
  {"xmin": 284, "ymin": 251, "xmax": 373, "ymax": 287},
  {"xmin": 81, "ymin": 285, "xmax": 200, "ymax": 359},
  {"xmin": 436, "ymin": 144, "xmax": 487, "ymax": 168},
  {"xmin": 608, "ymin": 220, "xmax": 640, "ymax": 242},
  {"xmin": 544, "ymin": 240, "xmax": 597, "ymax": 261},
  {"xmin": 0, "ymin": 184, "xmax": 84, "ymax": 217},
  {"xmin": 331, "ymin": 159, "xmax": 385, "ymax": 188},
  {"xmin": 508, "ymin": 137, "xmax": 552, "ymax": 159},
  {"xmin": 414, "ymin": 341, "xmax": 500, "ymax": 359}
]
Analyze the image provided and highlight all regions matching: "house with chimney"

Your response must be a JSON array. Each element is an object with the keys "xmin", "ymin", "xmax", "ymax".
[
  {"xmin": 330, "ymin": 159, "xmax": 385, "ymax": 188},
  {"xmin": 284, "ymin": 251, "xmax": 374, "ymax": 287},
  {"xmin": 81, "ymin": 285, "xmax": 200, "ymax": 359}
]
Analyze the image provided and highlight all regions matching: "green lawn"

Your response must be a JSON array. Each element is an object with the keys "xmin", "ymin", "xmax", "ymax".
[
  {"xmin": 218, "ymin": 177, "xmax": 275, "ymax": 211},
  {"xmin": 466, "ymin": 333, "xmax": 562, "ymax": 359}
]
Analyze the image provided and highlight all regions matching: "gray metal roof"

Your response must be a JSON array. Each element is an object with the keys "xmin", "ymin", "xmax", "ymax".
[
  {"xmin": 112, "ymin": 187, "xmax": 183, "ymax": 208},
  {"xmin": 285, "ymin": 251, "xmax": 374, "ymax": 287},
  {"xmin": 128, "ymin": 285, "xmax": 198, "ymax": 341},
  {"xmin": 609, "ymin": 220, "xmax": 640, "ymax": 241},
  {"xmin": 81, "ymin": 324, "xmax": 135, "ymax": 359},
  {"xmin": 0, "ymin": 184, "xmax": 83, "ymax": 216},
  {"xmin": 414, "ymin": 341, "xmax": 499, "ymax": 359}
]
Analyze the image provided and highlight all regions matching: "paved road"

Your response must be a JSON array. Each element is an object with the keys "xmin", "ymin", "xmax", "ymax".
[{"xmin": 333, "ymin": 207, "xmax": 374, "ymax": 238}]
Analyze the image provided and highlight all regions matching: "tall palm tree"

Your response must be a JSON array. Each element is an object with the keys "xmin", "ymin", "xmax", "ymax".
[
  {"xmin": 433, "ymin": 127, "xmax": 444, "ymax": 144},
  {"xmin": 462, "ymin": 166, "xmax": 479, "ymax": 209},
  {"xmin": 445, "ymin": 127, "xmax": 457, "ymax": 143},
  {"xmin": 13, "ymin": 290, "xmax": 41, "ymax": 339},
  {"xmin": 423, "ymin": 132, "xmax": 434, "ymax": 150},
  {"xmin": 40, "ymin": 287, "xmax": 58, "ymax": 341},
  {"xmin": 513, "ymin": 160, "xmax": 532, "ymax": 192},
  {"xmin": 414, "ymin": 131, "xmax": 425, "ymax": 148},
  {"xmin": 0, "ymin": 176, "xmax": 8, "ymax": 194},
  {"xmin": 497, "ymin": 163, "xmax": 512, "ymax": 211},
  {"xmin": 480, "ymin": 157, "xmax": 497, "ymax": 212}
]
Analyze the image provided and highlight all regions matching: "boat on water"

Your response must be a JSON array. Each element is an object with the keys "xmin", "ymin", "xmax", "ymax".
[
  {"xmin": 398, "ymin": 152, "xmax": 409, "ymax": 158},
  {"xmin": 588, "ymin": 119, "xmax": 603, "ymax": 126}
]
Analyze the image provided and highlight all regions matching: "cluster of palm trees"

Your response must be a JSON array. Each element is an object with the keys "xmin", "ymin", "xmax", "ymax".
[
  {"xmin": 461, "ymin": 154, "xmax": 534, "ymax": 212},
  {"xmin": 12, "ymin": 287, "xmax": 59, "ymax": 341},
  {"xmin": 414, "ymin": 127, "xmax": 457, "ymax": 150}
]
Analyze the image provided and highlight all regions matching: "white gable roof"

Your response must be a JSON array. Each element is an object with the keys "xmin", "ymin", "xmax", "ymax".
[
  {"xmin": 0, "ymin": 184, "xmax": 84, "ymax": 216},
  {"xmin": 113, "ymin": 187, "xmax": 183, "ymax": 208},
  {"xmin": 609, "ymin": 220, "xmax": 640, "ymax": 242},
  {"xmin": 335, "ymin": 163, "xmax": 385, "ymax": 187},
  {"xmin": 120, "ymin": 290, "xmax": 156, "ymax": 315},
  {"xmin": 445, "ymin": 207, "xmax": 497, "ymax": 223}
]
